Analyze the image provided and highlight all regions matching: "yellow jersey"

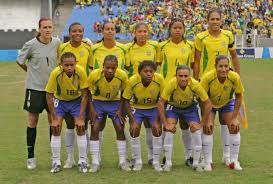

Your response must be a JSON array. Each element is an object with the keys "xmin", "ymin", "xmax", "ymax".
[
  {"xmin": 200, "ymin": 70, "xmax": 244, "ymax": 108},
  {"xmin": 125, "ymin": 40, "xmax": 158, "ymax": 77},
  {"xmin": 158, "ymin": 40, "xmax": 195, "ymax": 82},
  {"xmin": 161, "ymin": 77, "xmax": 208, "ymax": 108},
  {"xmin": 123, "ymin": 73, "xmax": 165, "ymax": 109},
  {"xmin": 194, "ymin": 29, "xmax": 236, "ymax": 78},
  {"xmin": 57, "ymin": 42, "xmax": 92, "ymax": 76},
  {"xmin": 45, "ymin": 65, "xmax": 88, "ymax": 101},
  {"xmin": 88, "ymin": 68, "xmax": 128, "ymax": 101},
  {"xmin": 90, "ymin": 41, "xmax": 126, "ymax": 70}
]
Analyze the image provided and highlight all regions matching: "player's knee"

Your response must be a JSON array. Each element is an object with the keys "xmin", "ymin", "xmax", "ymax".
[
  {"xmin": 228, "ymin": 125, "xmax": 240, "ymax": 134},
  {"xmin": 76, "ymin": 125, "xmax": 85, "ymax": 136},
  {"xmin": 143, "ymin": 119, "xmax": 151, "ymax": 128},
  {"xmin": 52, "ymin": 125, "xmax": 61, "ymax": 136},
  {"xmin": 190, "ymin": 123, "xmax": 202, "ymax": 133},
  {"xmin": 152, "ymin": 124, "xmax": 162, "ymax": 137}
]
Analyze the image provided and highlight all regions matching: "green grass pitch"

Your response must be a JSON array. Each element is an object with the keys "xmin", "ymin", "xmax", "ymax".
[{"xmin": 0, "ymin": 59, "xmax": 272, "ymax": 184}]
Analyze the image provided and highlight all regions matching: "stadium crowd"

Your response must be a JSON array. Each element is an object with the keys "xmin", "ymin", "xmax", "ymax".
[{"xmin": 77, "ymin": 0, "xmax": 273, "ymax": 41}]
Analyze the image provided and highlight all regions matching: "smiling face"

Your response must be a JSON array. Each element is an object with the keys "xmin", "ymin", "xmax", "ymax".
[
  {"xmin": 39, "ymin": 20, "xmax": 53, "ymax": 40},
  {"xmin": 216, "ymin": 58, "xmax": 229, "ymax": 79},
  {"xmin": 69, "ymin": 24, "xmax": 84, "ymax": 43},
  {"xmin": 176, "ymin": 69, "xmax": 190, "ymax": 88},
  {"xmin": 208, "ymin": 11, "xmax": 222, "ymax": 32}
]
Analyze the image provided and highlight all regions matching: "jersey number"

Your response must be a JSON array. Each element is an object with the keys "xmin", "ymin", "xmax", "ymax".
[
  {"xmin": 179, "ymin": 100, "xmax": 188, "ymax": 105},
  {"xmin": 66, "ymin": 90, "xmax": 75, "ymax": 96},
  {"xmin": 143, "ymin": 98, "xmax": 152, "ymax": 104},
  {"xmin": 106, "ymin": 92, "xmax": 111, "ymax": 99}
]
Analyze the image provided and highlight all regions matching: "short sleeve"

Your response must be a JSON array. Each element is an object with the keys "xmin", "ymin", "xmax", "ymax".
[
  {"xmin": 194, "ymin": 35, "xmax": 203, "ymax": 52},
  {"xmin": 122, "ymin": 82, "xmax": 132, "ymax": 100},
  {"xmin": 17, "ymin": 41, "xmax": 31, "ymax": 64},
  {"xmin": 45, "ymin": 70, "xmax": 57, "ymax": 94},
  {"xmin": 234, "ymin": 74, "xmax": 244, "ymax": 94}
]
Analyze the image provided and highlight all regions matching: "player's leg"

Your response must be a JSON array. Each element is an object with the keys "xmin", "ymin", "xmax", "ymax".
[
  {"xmin": 179, "ymin": 119, "xmax": 193, "ymax": 167},
  {"xmin": 202, "ymin": 111, "xmax": 215, "ymax": 171},
  {"xmin": 143, "ymin": 119, "xmax": 153, "ymax": 165},
  {"xmin": 24, "ymin": 89, "xmax": 46, "ymax": 170},
  {"xmin": 129, "ymin": 108, "xmax": 143, "ymax": 171},
  {"xmin": 219, "ymin": 113, "xmax": 231, "ymax": 166},
  {"xmin": 150, "ymin": 110, "xmax": 163, "ymax": 172},
  {"xmin": 221, "ymin": 111, "xmax": 242, "ymax": 171},
  {"xmin": 63, "ymin": 114, "xmax": 76, "ymax": 168}
]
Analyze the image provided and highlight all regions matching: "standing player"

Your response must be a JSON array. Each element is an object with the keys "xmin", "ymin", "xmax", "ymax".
[
  {"xmin": 125, "ymin": 22, "xmax": 159, "ymax": 165},
  {"xmin": 157, "ymin": 65, "xmax": 211, "ymax": 172},
  {"xmin": 45, "ymin": 52, "xmax": 89, "ymax": 173},
  {"xmin": 16, "ymin": 17, "xmax": 61, "ymax": 170},
  {"xmin": 158, "ymin": 18, "xmax": 195, "ymax": 166},
  {"xmin": 200, "ymin": 55, "xmax": 244, "ymax": 171},
  {"xmin": 88, "ymin": 55, "xmax": 130, "ymax": 173},
  {"xmin": 57, "ymin": 22, "xmax": 92, "ymax": 169},
  {"xmin": 123, "ymin": 61, "xmax": 165, "ymax": 172},
  {"xmin": 194, "ymin": 8, "xmax": 240, "ymax": 166},
  {"xmin": 90, "ymin": 21, "xmax": 127, "ymax": 155}
]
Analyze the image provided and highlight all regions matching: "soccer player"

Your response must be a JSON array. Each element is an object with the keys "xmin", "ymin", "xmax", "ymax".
[
  {"xmin": 125, "ymin": 22, "xmax": 159, "ymax": 165},
  {"xmin": 16, "ymin": 17, "xmax": 61, "ymax": 170},
  {"xmin": 123, "ymin": 61, "xmax": 165, "ymax": 172},
  {"xmin": 88, "ymin": 55, "xmax": 130, "ymax": 173},
  {"xmin": 200, "ymin": 55, "xmax": 244, "ymax": 171},
  {"xmin": 194, "ymin": 8, "xmax": 240, "ymax": 166},
  {"xmin": 46, "ymin": 52, "xmax": 89, "ymax": 173},
  {"xmin": 57, "ymin": 22, "xmax": 92, "ymax": 169},
  {"xmin": 90, "ymin": 21, "xmax": 127, "ymax": 70},
  {"xmin": 90, "ymin": 21, "xmax": 127, "ymax": 153},
  {"xmin": 158, "ymin": 18, "xmax": 195, "ymax": 166},
  {"xmin": 157, "ymin": 65, "xmax": 211, "ymax": 172}
]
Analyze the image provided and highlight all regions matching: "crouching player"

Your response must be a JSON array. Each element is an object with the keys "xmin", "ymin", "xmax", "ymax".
[
  {"xmin": 45, "ymin": 52, "xmax": 89, "ymax": 173},
  {"xmin": 157, "ymin": 65, "xmax": 211, "ymax": 172},
  {"xmin": 123, "ymin": 61, "xmax": 165, "ymax": 172},
  {"xmin": 200, "ymin": 55, "xmax": 244, "ymax": 171},
  {"xmin": 88, "ymin": 55, "xmax": 130, "ymax": 173}
]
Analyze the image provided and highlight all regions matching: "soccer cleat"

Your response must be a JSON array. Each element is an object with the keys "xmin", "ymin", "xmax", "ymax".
[
  {"xmin": 229, "ymin": 161, "xmax": 242, "ymax": 171},
  {"xmin": 203, "ymin": 163, "xmax": 213, "ymax": 172},
  {"xmin": 222, "ymin": 156, "xmax": 231, "ymax": 166},
  {"xmin": 148, "ymin": 159, "xmax": 153, "ymax": 166},
  {"xmin": 27, "ymin": 158, "xmax": 36, "ymax": 170},
  {"xmin": 63, "ymin": 159, "xmax": 75, "ymax": 169},
  {"xmin": 89, "ymin": 163, "xmax": 100, "ymax": 173},
  {"xmin": 162, "ymin": 163, "xmax": 172, "ymax": 172},
  {"xmin": 185, "ymin": 157, "xmax": 193, "ymax": 167},
  {"xmin": 119, "ymin": 161, "xmax": 131, "ymax": 171},
  {"xmin": 50, "ymin": 162, "xmax": 61, "ymax": 173},
  {"xmin": 153, "ymin": 163, "xmax": 163, "ymax": 172},
  {"xmin": 129, "ymin": 158, "xmax": 135, "ymax": 168},
  {"xmin": 78, "ymin": 162, "xmax": 88, "ymax": 173},
  {"xmin": 192, "ymin": 164, "xmax": 204, "ymax": 172},
  {"xmin": 132, "ymin": 163, "xmax": 142, "ymax": 171}
]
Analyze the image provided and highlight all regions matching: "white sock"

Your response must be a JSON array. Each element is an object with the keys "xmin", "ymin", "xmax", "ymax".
[
  {"xmin": 90, "ymin": 140, "xmax": 100, "ymax": 165},
  {"xmin": 98, "ymin": 131, "xmax": 103, "ymax": 161},
  {"xmin": 182, "ymin": 129, "xmax": 192, "ymax": 159},
  {"xmin": 191, "ymin": 129, "xmax": 202, "ymax": 166},
  {"xmin": 116, "ymin": 140, "xmax": 127, "ymax": 164},
  {"xmin": 77, "ymin": 134, "xmax": 87, "ymax": 163},
  {"xmin": 152, "ymin": 135, "xmax": 162, "ymax": 165},
  {"xmin": 163, "ymin": 132, "xmax": 174, "ymax": 165},
  {"xmin": 65, "ymin": 128, "xmax": 75, "ymax": 161},
  {"xmin": 124, "ymin": 130, "xmax": 129, "ymax": 157},
  {"xmin": 202, "ymin": 133, "xmax": 213, "ymax": 164},
  {"xmin": 221, "ymin": 125, "xmax": 230, "ymax": 158},
  {"xmin": 145, "ymin": 128, "xmax": 153, "ymax": 160},
  {"xmin": 85, "ymin": 130, "xmax": 90, "ymax": 156},
  {"xmin": 230, "ymin": 133, "xmax": 241, "ymax": 163},
  {"xmin": 130, "ymin": 136, "xmax": 142, "ymax": 164},
  {"xmin": 51, "ymin": 135, "xmax": 61, "ymax": 165}
]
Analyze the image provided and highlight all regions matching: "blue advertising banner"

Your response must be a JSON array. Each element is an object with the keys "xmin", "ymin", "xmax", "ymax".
[{"xmin": 236, "ymin": 48, "xmax": 255, "ymax": 58}]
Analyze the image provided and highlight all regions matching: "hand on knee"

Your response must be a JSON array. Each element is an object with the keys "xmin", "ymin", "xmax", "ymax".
[
  {"xmin": 190, "ymin": 123, "xmax": 202, "ymax": 133},
  {"xmin": 76, "ymin": 125, "xmax": 85, "ymax": 136},
  {"xmin": 152, "ymin": 124, "xmax": 162, "ymax": 137}
]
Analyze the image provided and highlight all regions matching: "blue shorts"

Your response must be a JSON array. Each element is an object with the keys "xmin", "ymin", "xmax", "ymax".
[
  {"xmin": 166, "ymin": 102, "xmax": 200, "ymax": 123},
  {"xmin": 93, "ymin": 100, "xmax": 121, "ymax": 124},
  {"xmin": 133, "ymin": 107, "xmax": 159, "ymax": 126},
  {"xmin": 212, "ymin": 99, "xmax": 235, "ymax": 113},
  {"xmin": 54, "ymin": 98, "xmax": 81, "ymax": 118}
]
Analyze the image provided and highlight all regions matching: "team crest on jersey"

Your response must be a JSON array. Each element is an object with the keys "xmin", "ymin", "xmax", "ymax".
[
  {"xmin": 112, "ymin": 85, "xmax": 118, "ymax": 91},
  {"xmin": 221, "ymin": 41, "xmax": 227, "ymax": 47},
  {"xmin": 80, "ymin": 51, "xmax": 85, "ymax": 57},
  {"xmin": 223, "ymin": 85, "xmax": 228, "ymax": 91},
  {"xmin": 181, "ymin": 48, "xmax": 186, "ymax": 54},
  {"xmin": 146, "ymin": 50, "xmax": 151, "ymax": 56},
  {"xmin": 150, "ymin": 89, "xmax": 156, "ymax": 95}
]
